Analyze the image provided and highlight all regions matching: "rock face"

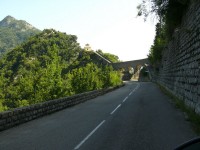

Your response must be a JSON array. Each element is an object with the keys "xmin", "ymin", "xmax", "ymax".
[
  {"xmin": 0, "ymin": 15, "xmax": 40, "ymax": 56},
  {"xmin": 0, "ymin": 16, "xmax": 15, "ymax": 26},
  {"xmin": 155, "ymin": 1, "xmax": 200, "ymax": 114},
  {"xmin": 0, "ymin": 15, "xmax": 38, "ymax": 31}
]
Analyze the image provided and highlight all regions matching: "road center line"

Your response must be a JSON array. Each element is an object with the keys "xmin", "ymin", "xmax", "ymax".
[
  {"xmin": 136, "ymin": 83, "xmax": 140, "ymax": 89},
  {"xmin": 74, "ymin": 120, "xmax": 106, "ymax": 150},
  {"xmin": 132, "ymin": 83, "xmax": 140, "ymax": 92},
  {"xmin": 123, "ymin": 96, "xmax": 128, "ymax": 103},
  {"xmin": 127, "ymin": 83, "xmax": 140, "ymax": 97},
  {"xmin": 110, "ymin": 104, "xmax": 121, "ymax": 115}
]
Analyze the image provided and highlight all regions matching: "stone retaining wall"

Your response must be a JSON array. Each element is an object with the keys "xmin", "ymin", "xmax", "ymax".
[
  {"xmin": 157, "ymin": 0, "xmax": 200, "ymax": 114},
  {"xmin": 0, "ymin": 85, "xmax": 124, "ymax": 131}
]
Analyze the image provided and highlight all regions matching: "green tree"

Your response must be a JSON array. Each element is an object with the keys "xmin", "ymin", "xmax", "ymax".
[
  {"xmin": 138, "ymin": 0, "xmax": 189, "ymax": 65},
  {"xmin": 0, "ymin": 73, "xmax": 7, "ymax": 111},
  {"xmin": 101, "ymin": 65, "xmax": 122, "ymax": 88},
  {"xmin": 70, "ymin": 63, "xmax": 103, "ymax": 94},
  {"xmin": 96, "ymin": 49, "xmax": 120, "ymax": 63},
  {"xmin": 0, "ymin": 29, "xmax": 122, "ymax": 111}
]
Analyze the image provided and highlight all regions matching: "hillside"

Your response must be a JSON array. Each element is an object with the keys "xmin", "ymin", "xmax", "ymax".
[
  {"xmin": 0, "ymin": 16, "xmax": 40, "ymax": 57},
  {"xmin": 0, "ymin": 29, "xmax": 122, "ymax": 111}
]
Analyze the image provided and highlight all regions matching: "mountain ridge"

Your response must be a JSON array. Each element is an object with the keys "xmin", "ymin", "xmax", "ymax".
[
  {"xmin": 0, "ymin": 15, "xmax": 38, "ymax": 31},
  {"xmin": 0, "ymin": 15, "xmax": 40, "ymax": 57}
]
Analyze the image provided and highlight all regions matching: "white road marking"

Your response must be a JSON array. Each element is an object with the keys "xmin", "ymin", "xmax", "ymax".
[
  {"xmin": 110, "ymin": 104, "xmax": 121, "ymax": 115},
  {"xmin": 132, "ymin": 83, "xmax": 140, "ymax": 92},
  {"xmin": 74, "ymin": 120, "xmax": 106, "ymax": 150},
  {"xmin": 136, "ymin": 83, "xmax": 140, "ymax": 90},
  {"xmin": 74, "ymin": 82, "xmax": 141, "ymax": 149},
  {"xmin": 126, "ymin": 83, "xmax": 140, "ymax": 100},
  {"xmin": 123, "ymin": 96, "xmax": 128, "ymax": 103}
]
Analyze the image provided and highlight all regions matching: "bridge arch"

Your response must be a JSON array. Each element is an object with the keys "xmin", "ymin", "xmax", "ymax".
[{"xmin": 112, "ymin": 58, "xmax": 149, "ymax": 71}]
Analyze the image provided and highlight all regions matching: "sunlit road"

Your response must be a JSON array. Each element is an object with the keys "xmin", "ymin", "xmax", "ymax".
[{"xmin": 0, "ymin": 82, "xmax": 196, "ymax": 150}]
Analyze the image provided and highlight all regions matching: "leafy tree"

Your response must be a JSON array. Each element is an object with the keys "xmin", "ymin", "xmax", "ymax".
[
  {"xmin": 148, "ymin": 23, "xmax": 166, "ymax": 64},
  {"xmin": 0, "ymin": 29, "xmax": 122, "ymax": 110},
  {"xmin": 70, "ymin": 63, "xmax": 102, "ymax": 94},
  {"xmin": 0, "ymin": 73, "xmax": 7, "ymax": 111},
  {"xmin": 100, "ymin": 65, "xmax": 122, "ymax": 88},
  {"xmin": 96, "ymin": 49, "xmax": 120, "ymax": 63},
  {"xmin": 69, "ymin": 63, "xmax": 121, "ymax": 94},
  {"xmin": 0, "ymin": 29, "xmax": 81, "ymax": 108},
  {"xmin": 138, "ymin": 0, "xmax": 189, "ymax": 65}
]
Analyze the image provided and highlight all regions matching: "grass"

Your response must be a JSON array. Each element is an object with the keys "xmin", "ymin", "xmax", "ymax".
[{"xmin": 158, "ymin": 83, "xmax": 200, "ymax": 135}]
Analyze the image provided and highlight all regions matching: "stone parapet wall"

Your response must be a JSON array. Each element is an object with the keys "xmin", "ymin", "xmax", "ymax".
[
  {"xmin": 0, "ymin": 85, "xmax": 124, "ymax": 132},
  {"xmin": 112, "ymin": 58, "xmax": 149, "ymax": 71},
  {"xmin": 157, "ymin": 0, "xmax": 200, "ymax": 114}
]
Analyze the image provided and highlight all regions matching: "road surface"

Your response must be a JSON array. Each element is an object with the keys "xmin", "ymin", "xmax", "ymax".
[{"xmin": 0, "ymin": 82, "xmax": 196, "ymax": 150}]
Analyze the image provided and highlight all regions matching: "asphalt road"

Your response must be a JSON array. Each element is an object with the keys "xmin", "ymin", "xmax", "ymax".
[{"xmin": 0, "ymin": 81, "xmax": 197, "ymax": 150}]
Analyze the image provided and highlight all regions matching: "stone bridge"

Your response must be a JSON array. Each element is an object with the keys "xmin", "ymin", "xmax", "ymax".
[
  {"xmin": 90, "ymin": 49, "xmax": 149, "ymax": 71},
  {"xmin": 92, "ymin": 51, "xmax": 150, "ymax": 80},
  {"xmin": 111, "ymin": 58, "xmax": 150, "ymax": 81},
  {"xmin": 112, "ymin": 58, "xmax": 149, "ymax": 71},
  {"xmin": 92, "ymin": 49, "xmax": 149, "ymax": 70}
]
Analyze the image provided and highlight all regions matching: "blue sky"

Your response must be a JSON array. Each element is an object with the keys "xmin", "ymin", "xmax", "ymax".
[{"xmin": 1, "ymin": 0, "xmax": 156, "ymax": 61}]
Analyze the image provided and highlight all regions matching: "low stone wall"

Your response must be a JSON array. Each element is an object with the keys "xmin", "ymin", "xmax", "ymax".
[
  {"xmin": 0, "ymin": 85, "xmax": 124, "ymax": 131},
  {"xmin": 156, "ymin": 1, "xmax": 200, "ymax": 114}
]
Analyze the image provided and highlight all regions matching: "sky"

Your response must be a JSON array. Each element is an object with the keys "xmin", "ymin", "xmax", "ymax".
[{"xmin": 0, "ymin": 0, "xmax": 156, "ymax": 61}]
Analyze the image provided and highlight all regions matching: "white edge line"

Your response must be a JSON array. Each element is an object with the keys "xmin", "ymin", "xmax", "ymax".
[
  {"xmin": 110, "ymin": 104, "xmax": 121, "ymax": 115},
  {"xmin": 74, "ymin": 120, "xmax": 106, "ymax": 150}
]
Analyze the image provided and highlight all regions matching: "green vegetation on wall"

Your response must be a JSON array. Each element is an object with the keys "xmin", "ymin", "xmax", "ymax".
[{"xmin": 137, "ymin": 0, "xmax": 189, "ymax": 65}]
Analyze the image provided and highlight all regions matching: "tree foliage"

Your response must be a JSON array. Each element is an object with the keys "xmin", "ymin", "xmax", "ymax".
[
  {"xmin": 148, "ymin": 22, "xmax": 166, "ymax": 65},
  {"xmin": 96, "ymin": 49, "xmax": 120, "ymax": 63},
  {"xmin": 0, "ymin": 29, "xmax": 122, "ymax": 111},
  {"xmin": 137, "ymin": 0, "xmax": 189, "ymax": 65}
]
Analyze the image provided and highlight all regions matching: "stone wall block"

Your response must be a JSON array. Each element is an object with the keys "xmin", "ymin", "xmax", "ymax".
[
  {"xmin": 0, "ymin": 84, "xmax": 123, "ymax": 132},
  {"xmin": 156, "ymin": 0, "xmax": 200, "ymax": 115},
  {"xmin": 0, "ymin": 119, "xmax": 6, "ymax": 126},
  {"xmin": 195, "ymin": 99, "xmax": 200, "ymax": 114}
]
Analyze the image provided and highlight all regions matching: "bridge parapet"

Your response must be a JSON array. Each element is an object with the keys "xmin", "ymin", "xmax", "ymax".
[{"xmin": 112, "ymin": 58, "xmax": 149, "ymax": 71}]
